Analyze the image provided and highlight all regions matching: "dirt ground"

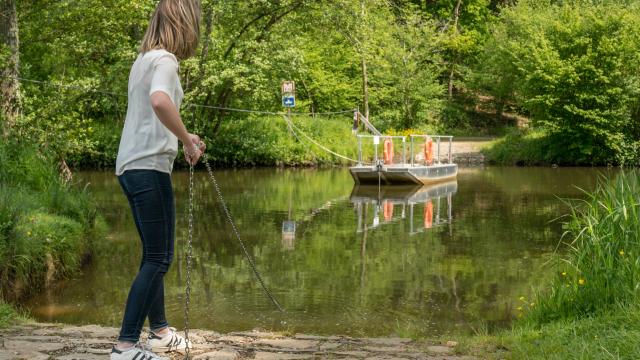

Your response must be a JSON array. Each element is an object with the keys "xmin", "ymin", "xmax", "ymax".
[
  {"xmin": 0, "ymin": 323, "xmax": 478, "ymax": 359},
  {"xmin": 426, "ymin": 139, "xmax": 490, "ymax": 165}
]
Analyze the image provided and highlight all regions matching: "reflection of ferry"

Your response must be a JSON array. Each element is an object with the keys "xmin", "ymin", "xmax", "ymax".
[{"xmin": 351, "ymin": 181, "xmax": 457, "ymax": 234}]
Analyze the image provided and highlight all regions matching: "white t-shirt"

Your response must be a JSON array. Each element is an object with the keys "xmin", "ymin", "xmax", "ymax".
[{"xmin": 115, "ymin": 49, "xmax": 183, "ymax": 176}]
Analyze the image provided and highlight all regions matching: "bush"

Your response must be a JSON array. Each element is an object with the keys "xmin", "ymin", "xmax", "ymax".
[
  {"xmin": 0, "ymin": 140, "xmax": 103, "ymax": 299},
  {"xmin": 528, "ymin": 172, "xmax": 640, "ymax": 323},
  {"xmin": 61, "ymin": 114, "xmax": 364, "ymax": 169},
  {"xmin": 476, "ymin": 0, "xmax": 640, "ymax": 165},
  {"xmin": 481, "ymin": 128, "xmax": 557, "ymax": 165},
  {"xmin": 0, "ymin": 300, "xmax": 23, "ymax": 328}
]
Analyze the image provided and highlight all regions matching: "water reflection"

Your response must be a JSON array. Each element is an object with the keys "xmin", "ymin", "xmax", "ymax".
[
  {"xmin": 351, "ymin": 182, "xmax": 456, "ymax": 234},
  {"xmin": 24, "ymin": 167, "xmax": 613, "ymax": 337}
]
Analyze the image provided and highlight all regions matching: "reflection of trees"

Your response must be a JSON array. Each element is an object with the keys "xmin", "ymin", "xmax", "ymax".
[{"xmin": 27, "ymin": 168, "xmax": 608, "ymax": 336}]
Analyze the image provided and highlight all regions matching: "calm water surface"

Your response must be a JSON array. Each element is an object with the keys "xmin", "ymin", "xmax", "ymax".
[{"xmin": 26, "ymin": 167, "xmax": 609, "ymax": 337}]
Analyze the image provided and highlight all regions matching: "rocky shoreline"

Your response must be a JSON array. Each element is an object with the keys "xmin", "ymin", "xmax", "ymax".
[{"xmin": 0, "ymin": 323, "xmax": 475, "ymax": 359}]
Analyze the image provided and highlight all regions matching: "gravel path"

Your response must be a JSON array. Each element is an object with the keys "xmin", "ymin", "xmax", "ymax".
[
  {"xmin": 0, "ymin": 323, "xmax": 477, "ymax": 359},
  {"xmin": 423, "ymin": 139, "xmax": 490, "ymax": 165}
]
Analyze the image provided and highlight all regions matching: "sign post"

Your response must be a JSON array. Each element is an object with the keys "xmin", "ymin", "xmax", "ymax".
[{"xmin": 281, "ymin": 81, "xmax": 295, "ymax": 109}]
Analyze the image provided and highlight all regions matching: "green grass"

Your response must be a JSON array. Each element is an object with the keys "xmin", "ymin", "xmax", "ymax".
[
  {"xmin": 0, "ymin": 139, "xmax": 104, "ymax": 300},
  {"xmin": 457, "ymin": 172, "xmax": 640, "ymax": 359},
  {"xmin": 0, "ymin": 300, "xmax": 30, "ymax": 328},
  {"xmin": 483, "ymin": 128, "xmax": 640, "ymax": 166},
  {"xmin": 529, "ymin": 172, "xmax": 640, "ymax": 323},
  {"xmin": 203, "ymin": 115, "xmax": 360, "ymax": 167},
  {"xmin": 481, "ymin": 128, "xmax": 552, "ymax": 166},
  {"xmin": 459, "ymin": 304, "xmax": 640, "ymax": 359},
  {"xmin": 69, "ymin": 114, "xmax": 398, "ymax": 168}
]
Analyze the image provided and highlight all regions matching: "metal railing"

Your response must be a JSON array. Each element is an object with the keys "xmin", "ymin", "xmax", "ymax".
[
  {"xmin": 409, "ymin": 135, "xmax": 454, "ymax": 166},
  {"xmin": 356, "ymin": 134, "xmax": 454, "ymax": 166}
]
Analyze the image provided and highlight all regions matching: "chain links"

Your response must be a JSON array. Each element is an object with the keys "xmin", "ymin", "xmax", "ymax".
[
  {"xmin": 183, "ymin": 163, "xmax": 195, "ymax": 360},
  {"xmin": 202, "ymin": 153, "xmax": 284, "ymax": 312},
  {"xmin": 182, "ymin": 154, "xmax": 284, "ymax": 360}
]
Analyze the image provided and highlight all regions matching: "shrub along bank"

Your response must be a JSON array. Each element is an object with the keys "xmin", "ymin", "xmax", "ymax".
[
  {"xmin": 460, "ymin": 172, "xmax": 640, "ymax": 359},
  {"xmin": 70, "ymin": 115, "xmax": 366, "ymax": 169},
  {"xmin": 0, "ymin": 140, "xmax": 104, "ymax": 304}
]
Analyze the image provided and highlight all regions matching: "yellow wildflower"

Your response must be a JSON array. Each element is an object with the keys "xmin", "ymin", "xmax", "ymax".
[
  {"xmin": 27, "ymin": 231, "xmax": 32, "ymax": 236},
  {"xmin": 561, "ymin": 272, "xmax": 567, "ymax": 276},
  {"xmin": 578, "ymin": 278, "xmax": 586, "ymax": 285},
  {"xmin": 517, "ymin": 306, "xmax": 523, "ymax": 311},
  {"xmin": 519, "ymin": 296, "xmax": 525, "ymax": 301},
  {"xmin": 619, "ymin": 250, "xmax": 625, "ymax": 256}
]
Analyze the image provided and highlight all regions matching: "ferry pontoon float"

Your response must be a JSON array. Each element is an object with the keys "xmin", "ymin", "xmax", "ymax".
[{"xmin": 350, "ymin": 134, "xmax": 458, "ymax": 185}]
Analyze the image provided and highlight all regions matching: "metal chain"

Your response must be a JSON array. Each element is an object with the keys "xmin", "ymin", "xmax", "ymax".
[
  {"xmin": 201, "ymin": 153, "xmax": 284, "ymax": 312},
  {"xmin": 183, "ymin": 163, "xmax": 195, "ymax": 360}
]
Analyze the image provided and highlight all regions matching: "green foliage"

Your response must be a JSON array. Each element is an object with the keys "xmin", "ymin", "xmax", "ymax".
[
  {"xmin": 0, "ymin": 140, "xmax": 103, "ymax": 299},
  {"xmin": 526, "ymin": 172, "xmax": 640, "ymax": 324},
  {"xmin": 367, "ymin": 8, "xmax": 445, "ymax": 130},
  {"xmin": 13, "ymin": 0, "xmax": 640, "ymax": 166},
  {"xmin": 15, "ymin": 0, "xmax": 451, "ymax": 168},
  {"xmin": 14, "ymin": 0, "xmax": 144, "ymax": 160},
  {"xmin": 455, "ymin": 172, "xmax": 640, "ymax": 359},
  {"xmin": 0, "ymin": 300, "xmax": 24, "ymax": 328},
  {"xmin": 460, "ymin": 304, "xmax": 640, "ymax": 359},
  {"xmin": 475, "ymin": 0, "xmax": 640, "ymax": 165},
  {"xmin": 482, "ymin": 128, "xmax": 554, "ymax": 165},
  {"xmin": 0, "ymin": 44, "xmax": 9, "ymax": 69},
  {"xmin": 201, "ymin": 115, "xmax": 359, "ymax": 167}
]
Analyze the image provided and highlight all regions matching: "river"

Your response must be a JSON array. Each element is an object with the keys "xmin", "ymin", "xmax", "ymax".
[{"xmin": 25, "ymin": 166, "xmax": 610, "ymax": 338}]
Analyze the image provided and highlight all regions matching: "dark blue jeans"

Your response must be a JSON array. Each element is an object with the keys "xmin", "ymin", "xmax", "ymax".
[{"xmin": 117, "ymin": 170, "xmax": 175, "ymax": 343}]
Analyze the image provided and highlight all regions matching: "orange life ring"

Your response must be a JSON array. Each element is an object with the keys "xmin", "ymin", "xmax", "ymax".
[
  {"xmin": 383, "ymin": 138, "xmax": 394, "ymax": 164},
  {"xmin": 383, "ymin": 201, "xmax": 394, "ymax": 221},
  {"xmin": 424, "ymin": 200, "xmax": 433, "ymax": 229},
  {"xmin": 424, "ymin": 137, "xmax": 433, "ymax": 165}
]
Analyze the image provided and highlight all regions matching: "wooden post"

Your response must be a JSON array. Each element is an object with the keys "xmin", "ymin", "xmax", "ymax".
[
  {"xmin": 360, "ymin": 0, "xmax": 369, "ymax": 121},
  {"xmin": 0, "ymin": 0, "xmax": 20, "ymax": 138}
]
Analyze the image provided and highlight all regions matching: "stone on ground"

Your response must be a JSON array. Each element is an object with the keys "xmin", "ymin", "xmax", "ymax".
[{"xmin": 0, "ymin": 323, "xmax": 476, "ymax": 359}]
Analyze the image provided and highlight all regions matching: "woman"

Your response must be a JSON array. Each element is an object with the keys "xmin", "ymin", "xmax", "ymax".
[{"xmin": 111, "ymin": 1, "xmax": 204, "ymax": 359}]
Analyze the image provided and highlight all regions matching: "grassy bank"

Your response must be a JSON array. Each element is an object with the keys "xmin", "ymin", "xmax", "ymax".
[
  {"xmin": 461, "ymin": 304, "xmax": 640, "ymax": 359},
  {"xmin": 70, "ymin": 115, "xmax": 363, "ymax": 169},
  {"xmin": 459, "ymin": 171, "xmax": 640, "ymax": 359},
  {"xmin": 0, "ymin": 300, "xmax": 29, "ymax": 328},
  {"xmin": 482, "ymin": 129, "xmax": 640, "ymax": 166},
  {"xmin": 0, "ymin": 140, "xmax": 105, "ymax": 306}
]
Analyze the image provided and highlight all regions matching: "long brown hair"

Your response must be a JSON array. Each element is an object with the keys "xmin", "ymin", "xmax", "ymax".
[{"xmin": 141, "ymin": 0, "xmax": 201, "ymax": 60}]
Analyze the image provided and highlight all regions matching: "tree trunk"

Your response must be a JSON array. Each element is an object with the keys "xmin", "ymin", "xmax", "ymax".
[
  {"xmin": 448, "ymin": 65, "xmax": 455, "ymax": 99},
  {"xmin": 361, "ymin": 56, "xmax": 369, "ymax": 121},
  {"xmin": 448, "ymin": 0, "xmax": 462, "ymax": 99},
  {"xmin": 0, "ymin": 0, "xmax": 20, "ymax": 138},
  {"xmin": 198, "ymin": 3, "xmax": 214, "ymax": 74},
  {"xmin": 360, "ymin": 0, "xmax": 369, "ymax": 121}
]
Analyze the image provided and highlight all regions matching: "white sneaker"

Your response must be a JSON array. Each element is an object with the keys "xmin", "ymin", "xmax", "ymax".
[
  {"xmin": 110, "ymin": 343, "xmax": 168, "ymax": 360},
  {"xmin": 146, "ymin": 327, "xmax": 191, "ymax": 353}
]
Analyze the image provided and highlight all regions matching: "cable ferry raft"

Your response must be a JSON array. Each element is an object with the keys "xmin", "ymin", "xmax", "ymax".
[{"xmin": 350, "ymin": 134, "xmax": 458, "ymax": 185}]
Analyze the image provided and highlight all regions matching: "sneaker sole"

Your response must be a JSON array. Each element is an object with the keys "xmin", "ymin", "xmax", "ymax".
[{"xmin": 150, "ymin": 345, "xmax": 188, "ymax": 354}]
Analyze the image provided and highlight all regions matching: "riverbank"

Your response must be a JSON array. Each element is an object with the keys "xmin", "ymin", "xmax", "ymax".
[
  {"xmin": 74, "ymin": 115, "xmax": 490, "ymax": 169},
  {"xmin": 0, "ymin": 322, "xmax": 473, "ymax": 359},
  {"xmin": 481, "ymin": 129, "xmax": 640, "ymax": 166},
  {"xmin": 0, "ymin": 141, "xmax": 104, "ymax": 301},
  {"xmin": 458, "ymin": 304, "xmax": 640, "ymax": 359},
  {"xmin": 459, "ymin": 171, "xmax": 640, "ymax": 359}
]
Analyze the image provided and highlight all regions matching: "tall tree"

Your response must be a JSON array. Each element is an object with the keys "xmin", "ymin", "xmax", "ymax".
[
  {"xmin": 448, "ymin": 0, "xmax": 462, "ymax": 98},
  {"xmin": 0, "ymin": 0, "xmax": 20, "ymax": 138}
]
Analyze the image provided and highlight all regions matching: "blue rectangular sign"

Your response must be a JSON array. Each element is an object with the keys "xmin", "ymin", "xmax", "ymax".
[{"xmin": 282, "ymin": 95, "xmax": 295, "ymax": 108}]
